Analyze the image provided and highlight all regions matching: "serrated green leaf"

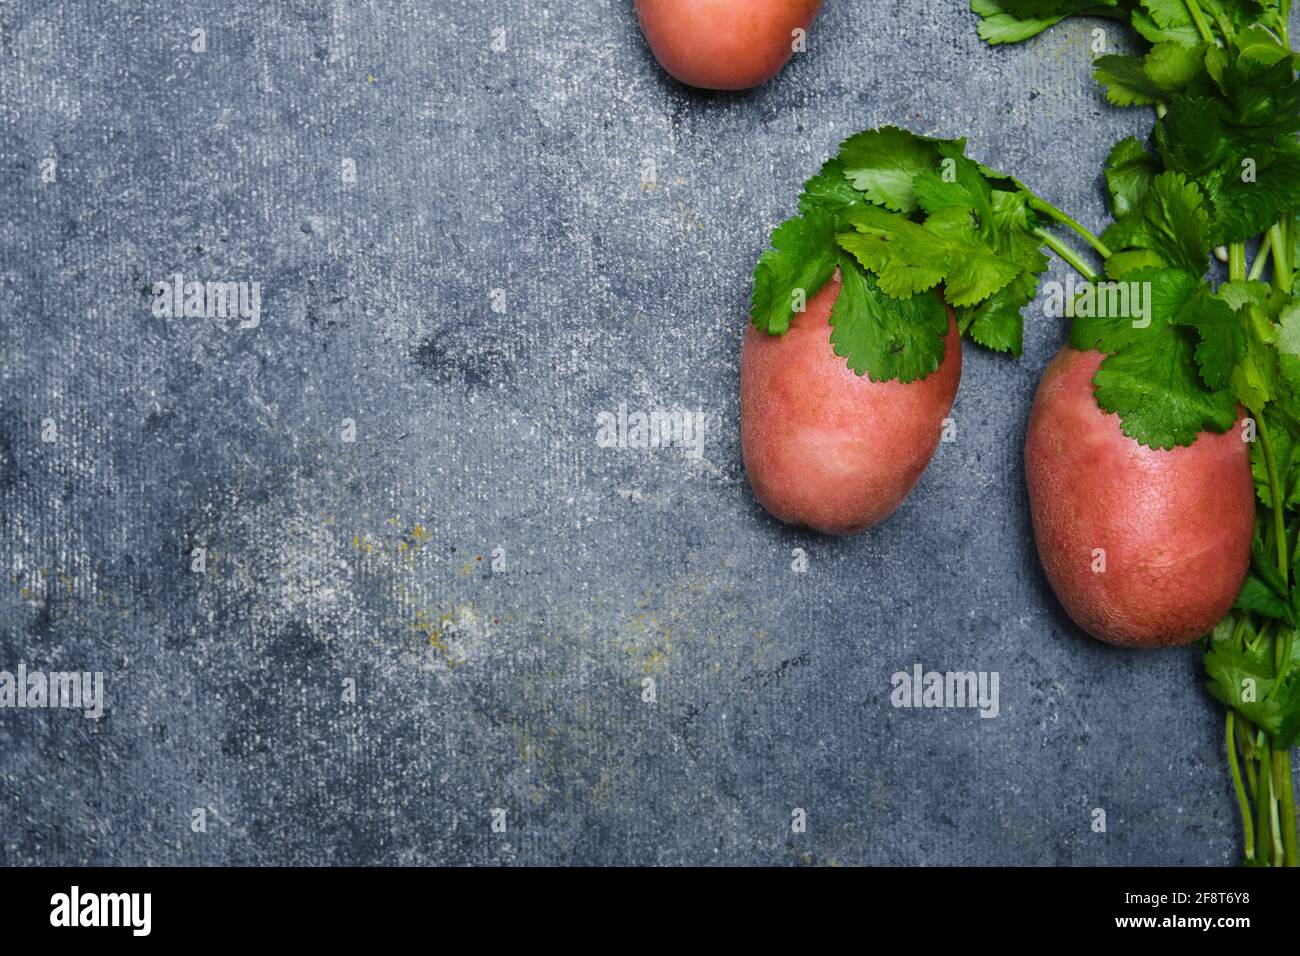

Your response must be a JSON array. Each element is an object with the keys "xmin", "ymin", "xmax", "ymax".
[
  {"xmin": 1092, "ymin": 333, "xmax": 1239, "ymax": 447},
  {"xmin": 1094, "ymin": 53, "xmax": 1168, "ymax": 106},
  {"xmin": 1132, "ymin": 1, "xmax": 1200, "ymax": 45},
  {"xmin": 1204, "ymin": 633, "xmax": 1300, "ymax": 748},
  {"xmin": 837, "ymin": 127, "xmax": 949, "ymax": 214},
  {"xmin": 1207, "ymin": 138, "xmax": 1300, "ymax": 245},
  {"xmin": 1172, "ymin": 286, "xmax": 1245, "ymax": 388},
  {"xmin": 797, "ymin": 156, "xmax": 866, "ymax": 215},
  {"xmin": 837, "ymin": 208, "xmax": 948, "ymax": 297},
  {"xmin": 1101, "ymin": 171, "xmax": 1212, "ymax": 276},
  {"xmin": 751, "ymin": 209, "xmax": 842, "ymax": 335},
  {"xmin": 955, "ymin": 268, "xmax": 1038, "ymax": 355},
  {"xmin": 828, "ymin": 257, "xmax": 951, "ymax": 383},
  {"xmin": 1155, "ymin": 95, "xmax": 1227, "ymax": 175},
  {"xmin": 1105, "ymin": 249, "xmax": 1168, "ymax": 276},
  {"xmin": 1104, "ymin": 136, "xmax": 1161, "ymax": 218},
  {"xmin": 1070, "ymin": 267, "xmax": 1240, "ymax": 447},
  {"xmin": 1235, "ymin": 573, "xmax": 1291, "ymax": 618},
  {"xmin": 969, "ymin": 0, "xmax": 1070, "ymax": 44}
]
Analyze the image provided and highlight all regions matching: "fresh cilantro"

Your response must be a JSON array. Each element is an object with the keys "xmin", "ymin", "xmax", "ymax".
[
  {"xmin": 751, "ymin": 126, "xmax": 1055, "ymax": 376},
  {"xmin": 798, "ymin": 156, "xmax": 867, "ymax": 214},
  {"xmin": 828, "ymin": 255, "xmax": 951, "ymax": 383},
  {"xmin": 1102, "ymin": 171, "xmax": 1212, "ymax": 275},
  {"xmin": 1207, "ymin": 136, "xmax": 1300, "ymax": 243},
  {"xmin": 1104, "ymin": 136, "xmax": 1161, "ymax": 218},
  {"xmin": 750, "ymin": 208, "xmax": 842, "ymax": 335},
  {"xmin": 1069, "ymin": 267, "xmax": 1242, "ymax": 447},
  {"xmin": 837, "ymin": 126, "xmax": 948, "ymax": 214},
  {"xmin": 969, "ymin": 0, "xmax": 1122, "ymax": 45},
  {"xmin": 1205, "ymin": 630, "xmax": 1300, "ymax": 749},
  {"xmin": 839, "ymin": 204, "xmax": 1023, "ymax": 305},
  {"xmin": 971, "ymin": 0, "xmax": 1300, "ymax": 870},
  {"xmin": 956, "ymin": 269, "xmax": 1038, "ymax": 354},
  {"xmin": 1094, "ymin": 41, "xmax": 1206, "ymax": 106}
]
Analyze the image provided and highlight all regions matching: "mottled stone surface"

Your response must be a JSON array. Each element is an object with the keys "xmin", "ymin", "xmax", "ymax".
[{"xmin": 0, "ymin": 0, "xmax": 1278, "ymax": 865}]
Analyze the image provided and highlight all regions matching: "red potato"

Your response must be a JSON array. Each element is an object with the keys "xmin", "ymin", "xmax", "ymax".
[
  {"xmin": 1024, "ymin": 346, "xmax": 1254, "ymax": 648},
  {"xmin": 634, "ymin": 0, "xmax": 824, "ymax": 91},
  {"xmin": 741, "ymin": 273, "xmax": 962, "ymax": 535}
]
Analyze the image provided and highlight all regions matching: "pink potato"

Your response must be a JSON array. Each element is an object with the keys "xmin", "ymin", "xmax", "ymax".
[
  {"xmin": 1024, "ymin": 346, "xmax": 1254, "ymax": 648},
  {"xmin": 740, "ymin": 273, "xmax": 962, "ymax": 535},
  {"xmin": 634, "ymin": 0, "xmax": 824, "ymax": 91}
]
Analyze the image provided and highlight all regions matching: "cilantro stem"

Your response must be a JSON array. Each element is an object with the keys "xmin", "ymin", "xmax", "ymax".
[
  {"xmin": 1247, "ymin": 393, "xmax": 1294, "ymax": 867},
  {"xmin": 1270, "ymin": 767, "xmax": 1285, "ymax": 864},
  {"xmin": 1229, "ymin": 242, "xmax": 1247, "ymax": 282},
  {"xmin": 1031, "ymin": 227, "xmax": 1100, "ymax": 283},
  {"xmin": 1279, "ymin": 746, "xmax": 1299, "ymax": 866},
  {"xmin": 1250, "ymin": 619, "xmax": 1274, "ymax": 654},
  {"xmin": 1257, "ymin": 412, "xmax": 1289, "ymax": 580},
  {"xmin": 1183, "ymin": 0, "xmax": 1216, "ymax": 46},
  {"xmin": 1211, "ymin": 11, "xmax": 1234, "ymax": 45},
  {"xmin": 1270, "ymin": 220, "xmax": 1293, "ymax": 293},
  {"xmin": 1239, "ymin": 715, "xmax": 1260, "ymax": 799},
  {"xmin": 1227, "ymin": 711, "xmax": 1256, "ymax": 861},
  {"xmin": 1257, "ymin": 735, "xmax": 1274, "ymax": 865},
  {"xmin": 1248, "ymin": 232, "xmax": 1273, "ymax": 282},
  {"xmin": 1026, "ymin": 196, "xmax": 1113, "ymax": 259},
  {"xmin": 1273, "ymin": 625, "xmax": 1298, "ymax": 866}
]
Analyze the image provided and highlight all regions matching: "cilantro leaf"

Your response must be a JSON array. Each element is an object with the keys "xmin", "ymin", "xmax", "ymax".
[
  {"xmin": 1104, "ymin": 136, "xmax": 1161, "ymax": 218},
  {"xmin": 1248, "ymin": 406, "xmax": 1300, "ymax": 508},
  {"xmin": 798, "ymin": 156, "xmax": 867, "ymax": 215},
  {"xmin": 924, "ymin": 206, "xmax": 1026, "ymax": 305},
  {"xmin": 955, "ymin": 268, "xmax": 1039, "ymax": 355},
  {"xmin": 751, "ymin": 208, "xmax": 842, "ymax": 335},
  {"xmin": 837, "ymin": 207, "xmax": 947, "ymax": 297},
  {"xmin": 1094, "ymin": 41, "xmax": 1206, "ymax": 107},
  {"xmin": 912, "ymin": 143, "xmax": 998, "ymax": 239},
  {"xmin": 969, "ymin": 0, "xmax": 1118, "ymax": 44},
  {"xmin": 1090, "ymin": 333, "xmax": 1239, "ymax": 446},
  {"xmin": 1172, "ymin": 284, "xmax": 1245, "ymax": 389},
  {"xmin": 1236, "ymin": 24, "xmax": 1293, "ymax": 68},
  {"xmin": 1221, "ymin": 279, "xmax": 1284, "ymax": 412},
  {"xmin": 1132, "ymin": 0, "xmax": 1201, "ymax": 45},
  {"xmin": 1234, "ymin": 573, "xmax": 1291, "ymax": 619},
  {"xmin": 1211, "ymin": 50, "xmax": 1300, "ymax": 134},
  {"xmin": 838, "ymin": 204, "xmax": 1022, "ymax": 306},
  {"xmin": 1070, "ymin": 267, "xmax": 1241, "ymax": 447},
  {"xmin": 837, "ymin": 127, "xmax": 949, "ymax": 214},
  {"xmin": 829, "ymin": 258, "xmax": 951, "ymax": 383},
  {"xmin": 1206, "ymin": 136, "xmax": 1300, "ymax": 244},
  {"xmin": 1155, "ymin": 95, "xmax": 1228, "ymax": 175},
  {"xmin": 970, "ymin": 0, "xmax": 1069, "ymax": 44},
  {"xmin": 1204, "ymin": 632, "xmax": 1300, "ymax": 748},
  {"xmin": 1101, "ymin": 171, "xmax": 1212, "ymax": 276},
  {"xmin": 1274, "ymin": 297, "xmax": 1300, "ymax": 392}
]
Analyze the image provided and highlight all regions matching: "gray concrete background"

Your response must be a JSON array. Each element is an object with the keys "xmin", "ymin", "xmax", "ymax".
[{"xmin": 0, "ymin": 0, "xmax": 1277, "ymax": 865}]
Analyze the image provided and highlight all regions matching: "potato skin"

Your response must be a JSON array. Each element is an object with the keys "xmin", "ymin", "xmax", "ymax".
[
  {"xmin": 634, "ymin": 0, "xmax": 824, "ymax": 91},
  {"xmin": 1024, "ymin": 347, "xmax": 1254, "ymax": 648},
  {"xmin": 740, "ymin": 274, "xmax": 962, "ymax": 535}
]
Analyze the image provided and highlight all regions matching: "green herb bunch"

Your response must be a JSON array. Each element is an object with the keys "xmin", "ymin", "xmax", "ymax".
[
  {"xmin": 749, "ymin": 0, "xmax": 1300, "ymax": 864},
  {"xmin": 975, "ymin": 0, "xmax": 1300, "ymax": 867}
]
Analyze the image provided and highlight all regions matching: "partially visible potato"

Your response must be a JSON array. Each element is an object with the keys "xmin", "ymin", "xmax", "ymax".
[
  {"xmin": 741, "ymin": 273, "xmax": 962, "ymax": 535},
  {"xmin": 1024, "ymin": 346, "xmax": 1254, "ymax": 648},
  {"xmin": 634, "ymin": 0, "xmax": 824, "ymax": 91}
]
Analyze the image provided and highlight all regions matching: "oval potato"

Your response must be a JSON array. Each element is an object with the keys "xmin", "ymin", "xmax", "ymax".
[
  {"xmin": 741, "ymin": 273, "xmax": 962, "ymax": 535},
  {"xmin": 1024, "ymin": 346, "xmax": 1254, "ymax": 648},
  {"xmin": 634, "ymin": 0, "xmax": 824, "ymax": 91}
]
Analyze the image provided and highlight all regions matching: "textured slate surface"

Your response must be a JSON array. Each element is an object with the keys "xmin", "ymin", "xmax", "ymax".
[{"xmin": 0, "ymin": 0, "xmax": 1278, "ymax": 865}]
